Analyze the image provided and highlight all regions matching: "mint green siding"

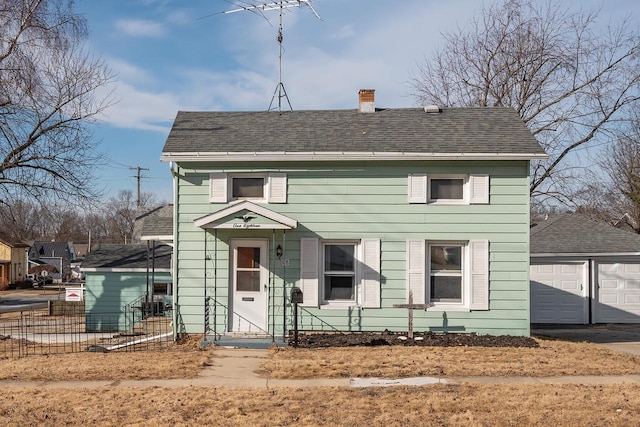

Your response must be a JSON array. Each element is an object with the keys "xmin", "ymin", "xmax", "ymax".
[
  {"xmin": 173, "ymin": 160, "xmax": 531, "ymax": 336},
  {"xmin": 85, "ymin": 271, "xmax": 172, "ymax": 332}
]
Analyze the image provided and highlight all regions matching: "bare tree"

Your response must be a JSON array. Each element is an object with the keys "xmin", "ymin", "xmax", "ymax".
[
  {"xmin": 410, "ymin": 0, "xmax": 640, "ymax": 205},
  {"xmin": 598, "ymin": 120, "xmax": 640, "ymax": 232},
  {"xmin": 0, "ymin": 0, "xmax": 115, "ymax": 206},
  {"xmin": 102, "ymin": 190, "xmax": 160, "ymax": 244}
]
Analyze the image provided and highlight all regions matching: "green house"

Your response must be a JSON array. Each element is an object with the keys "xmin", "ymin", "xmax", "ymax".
[
  {"xmin": 161, "ymin": 90, "xmax": 546, "ymax": 340},
  {"xmin": 81, "ymin": 244, "xmax": 172, "ymax": 332}
]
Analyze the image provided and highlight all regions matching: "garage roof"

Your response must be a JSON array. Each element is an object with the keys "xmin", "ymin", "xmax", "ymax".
[{"xmin": 531, "ymin": 214, "xmax": 640, "ymax": 255}]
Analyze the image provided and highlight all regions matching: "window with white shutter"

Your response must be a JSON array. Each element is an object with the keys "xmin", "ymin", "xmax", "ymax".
[
  {"xmin": 406, "ymin": 239, "xmax": 490, "ymax": 310},
  {"xmin": 299, "ymin": 238, "xmax": 381, "ymax": 308},
  {"xmin": 209, "ymin": 173, "xmax": 288, "ymax": 204},
  {"xmin": 407, "ymin": 173, "xmax": 490, "ymax": 205}
]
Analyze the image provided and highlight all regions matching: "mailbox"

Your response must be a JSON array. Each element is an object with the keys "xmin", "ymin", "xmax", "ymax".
[{"xmin": 290, "ymin": 287, "xmax": 303, "ymax": 304}]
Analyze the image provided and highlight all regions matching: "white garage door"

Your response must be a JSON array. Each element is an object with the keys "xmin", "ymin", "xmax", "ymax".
[
  {"xmin": 596, "ymin": 263, "xmax": 640, "ymax": 323},
  {"xmin": 530, "ymin": 263, "xmax": 587, "ymax": 324}
]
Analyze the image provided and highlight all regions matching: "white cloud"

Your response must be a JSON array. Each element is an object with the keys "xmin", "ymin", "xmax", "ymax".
[{"xmin": 115, "ymin": 19, "xmax": 166, "ymax": 38}]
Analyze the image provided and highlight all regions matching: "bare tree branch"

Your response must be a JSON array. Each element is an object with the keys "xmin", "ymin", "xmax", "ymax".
[
  {"xmin": 410, "ymin": 0, "xmax": 640, "ymax": 205},
  {"xmin": 0, "ymin": 0, "xmax": 116, "ymax": 205}
]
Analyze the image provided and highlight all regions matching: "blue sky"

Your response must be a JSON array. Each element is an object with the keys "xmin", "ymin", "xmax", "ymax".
[{"xmin": 74, "ymin": 0, "xmax": 636, "ymax": 203}]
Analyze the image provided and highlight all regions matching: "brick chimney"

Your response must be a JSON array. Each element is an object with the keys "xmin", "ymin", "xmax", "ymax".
[{"xmin": 358, "ymin": 89, "xmax": 375, "ymax": 113}]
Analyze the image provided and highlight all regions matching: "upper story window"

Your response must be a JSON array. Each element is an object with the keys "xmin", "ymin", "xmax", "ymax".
[
  {"xmin": 408, "ymin": 173, "xmax": 489, "ymax": 205},
  {"xmin": 429, "ymin": 176, "xmax": 465, "ymax": 203},
  {"xmin": 209, "ymin": 172, "xmax": 287, "ymax": 204},
  {"xmin": 231, "ymin": 176, "xmax": 266, "ymax": 200}
]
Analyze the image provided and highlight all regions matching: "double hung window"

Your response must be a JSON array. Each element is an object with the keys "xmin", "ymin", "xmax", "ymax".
[
  {"xmin": 429, "ymin": 244, "xmax": 463, "ymax": 303},
  {"xmin": 323, "ymin": 243, "xmax": 356, "ymax": 302}
]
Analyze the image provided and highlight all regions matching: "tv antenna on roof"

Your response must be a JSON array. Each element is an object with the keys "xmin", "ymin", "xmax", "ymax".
[{"xmin": 204, "ymin": 1, "xmax": 321, "ymax": 112}]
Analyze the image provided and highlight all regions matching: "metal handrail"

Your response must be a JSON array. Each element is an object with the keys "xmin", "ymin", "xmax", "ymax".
[{"xmin": 286, "ymin": 297, "xmax": 346, "ymax": 334}]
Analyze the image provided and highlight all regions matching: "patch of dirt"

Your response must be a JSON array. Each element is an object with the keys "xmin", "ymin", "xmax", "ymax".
[{"xmin": 289, "ymin": 330, "xmax": 539, "ymax": 348}]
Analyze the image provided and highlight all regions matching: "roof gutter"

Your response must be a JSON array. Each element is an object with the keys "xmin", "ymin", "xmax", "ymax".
[
  {"xmin": 160, "ymin": 152, "xmax": 548, "ymax": 162},
  {"xmin": 531, "ymin": 252, "xmax": 640, "ymax": 258}
]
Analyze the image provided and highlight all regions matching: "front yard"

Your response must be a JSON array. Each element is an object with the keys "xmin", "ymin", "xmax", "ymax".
[{"xmin": 1, "ymin": 335, "xmax": 639, "ymax": 425}]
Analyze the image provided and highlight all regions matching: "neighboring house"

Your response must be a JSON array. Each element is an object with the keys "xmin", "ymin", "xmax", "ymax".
[
  {"xmin": 28, "ymin": 241, "xmax": 76, "ymax": 281},
  {"xmin": 80, "ymin": 243, "xmax": 172, "ymax": 332},
  {"xmin": 160, "ymin": 89, "xmax": 546, "ymax": 339},
  {"xmin": 0, "ymin": 239, "xmax": 29, "ymax": 287},
  {"xmin": 531, "ymin": 213, "xmax": 640, "ymax": 324}
]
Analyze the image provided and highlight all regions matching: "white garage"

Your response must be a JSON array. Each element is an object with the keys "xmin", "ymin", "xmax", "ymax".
[
  {"xmin": 530, "ymin": 214, "xmax": 640, "ymax": 324},
  {"xmin": 596, "ymin": 263, "xmax": 640, "ymax": 323},
  {"xmin": 530, "ymin": 262, "xmax": 587, "ymax": 324}
]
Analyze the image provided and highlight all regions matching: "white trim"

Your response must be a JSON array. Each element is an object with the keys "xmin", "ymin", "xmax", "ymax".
[
  {"xmin": 531, "ymin": 252, "xmax": 640, "ymax": 257},
  {"xmin": 81, "ymin": 268, "xmax": 171, "ymax": 273},
  {"xmin": 140, "ymin": 235, "xmax": 174, "ymax": 241},
  {"xmin": 194, "ymin": 200, "xmax": 297, "ymax": 229},
  {"xmin": 162, "ymin": 152, "xmax": 548, "ymax": 162}
]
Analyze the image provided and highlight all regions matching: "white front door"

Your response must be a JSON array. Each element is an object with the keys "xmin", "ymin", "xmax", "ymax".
[
  {"xmin": 530, "ymin": 262, "xmax": 588, "ymax": 324},
  {"xmin": 230, "ymin": 239, "xmax": 268, "ymax": 332}
]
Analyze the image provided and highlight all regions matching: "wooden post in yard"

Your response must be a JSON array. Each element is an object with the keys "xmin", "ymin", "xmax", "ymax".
[{"xmin": 393, "ymin": 290, "xmax": 429, "ymax": 340}]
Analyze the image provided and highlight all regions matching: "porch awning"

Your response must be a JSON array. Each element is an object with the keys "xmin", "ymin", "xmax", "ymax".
[{"xmin": 194, "ymin": 200, "xmax": 297, "ymax": 230}]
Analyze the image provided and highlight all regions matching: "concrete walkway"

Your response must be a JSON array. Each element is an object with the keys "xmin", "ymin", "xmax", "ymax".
[{"xmin": 2, "ymin": 347, "xmax": 640, "ymax": 389}]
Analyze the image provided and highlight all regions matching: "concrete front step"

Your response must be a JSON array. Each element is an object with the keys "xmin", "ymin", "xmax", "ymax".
[{"xmin": 205, "ymin": 334, "xmax": 288, "ymax": 349}]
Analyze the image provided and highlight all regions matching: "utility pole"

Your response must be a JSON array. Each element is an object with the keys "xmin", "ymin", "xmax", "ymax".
[{"xmin": 129, "ymin": 166, "xmax": 149, "ymax": 208}]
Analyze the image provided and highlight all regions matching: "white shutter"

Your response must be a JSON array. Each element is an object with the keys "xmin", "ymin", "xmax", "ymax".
[
  {"xmin": 209, "ymin": 173, "xmax": 228, "ymax": 203},
  {"xmin": 469, "ymin": 239, "xmax": 489, "ymax": 310},
  {"xmin": 408, "ymin": 174, "xmax": 427, "ymax": 203},
  {"xmin": 361, "ymin": 239, "xmax": 381, "ymax": 308},
  {"xmin": 268, "ymin": 173, "xmax": 287, "ymax": 203},
  {"xmin": 406, "ymin": 240, "xmax": 426, "ymax": 304},
  {"xmin": 470, "ymin": 174, "xmax": 489, "ymax": 204},
  {"xmin": 299, "ymin": 238, "xmax": 319, "ymax": 307}
]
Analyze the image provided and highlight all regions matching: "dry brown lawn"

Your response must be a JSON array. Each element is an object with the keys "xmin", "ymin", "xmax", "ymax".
[
  {"xmin": 1, "ymin": 384, "xmax": 639, "ymax": 426},
  {"xmin": 0, "ymin": 337, "xmax": 213, "ymax": 381},
  {"xmin": 1, "ymin": 335, "xmax": 640, "ymax": 425},
  {"xmin": 261, "ymin": 336, "xmax": 640, "ymax": 379}
]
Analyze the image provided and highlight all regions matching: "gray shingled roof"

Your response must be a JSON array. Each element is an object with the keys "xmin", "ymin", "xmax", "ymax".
[
  {"xmin": 141, "ymin": 216, "xmax": 173, "ymax": 238},
  {"xmin": 531, "ymin": 214, "xmax": 640, "ymax": 254},
  {"xmin": 81, "ymin": 244, "xmax": 172, "ymax": 270},
  {"xmin": 162, "ymin": 107, "xmax": 545, "ymax": 155}
]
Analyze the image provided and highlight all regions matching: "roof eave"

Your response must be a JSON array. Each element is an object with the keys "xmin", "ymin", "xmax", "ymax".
[
  {"xmin": 531, "ymin": 252, "xmax": 640, "ymax": 258},
  {"xmin": 160, "ymin": 152, "xmax": 548, "ymax": 162}
]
